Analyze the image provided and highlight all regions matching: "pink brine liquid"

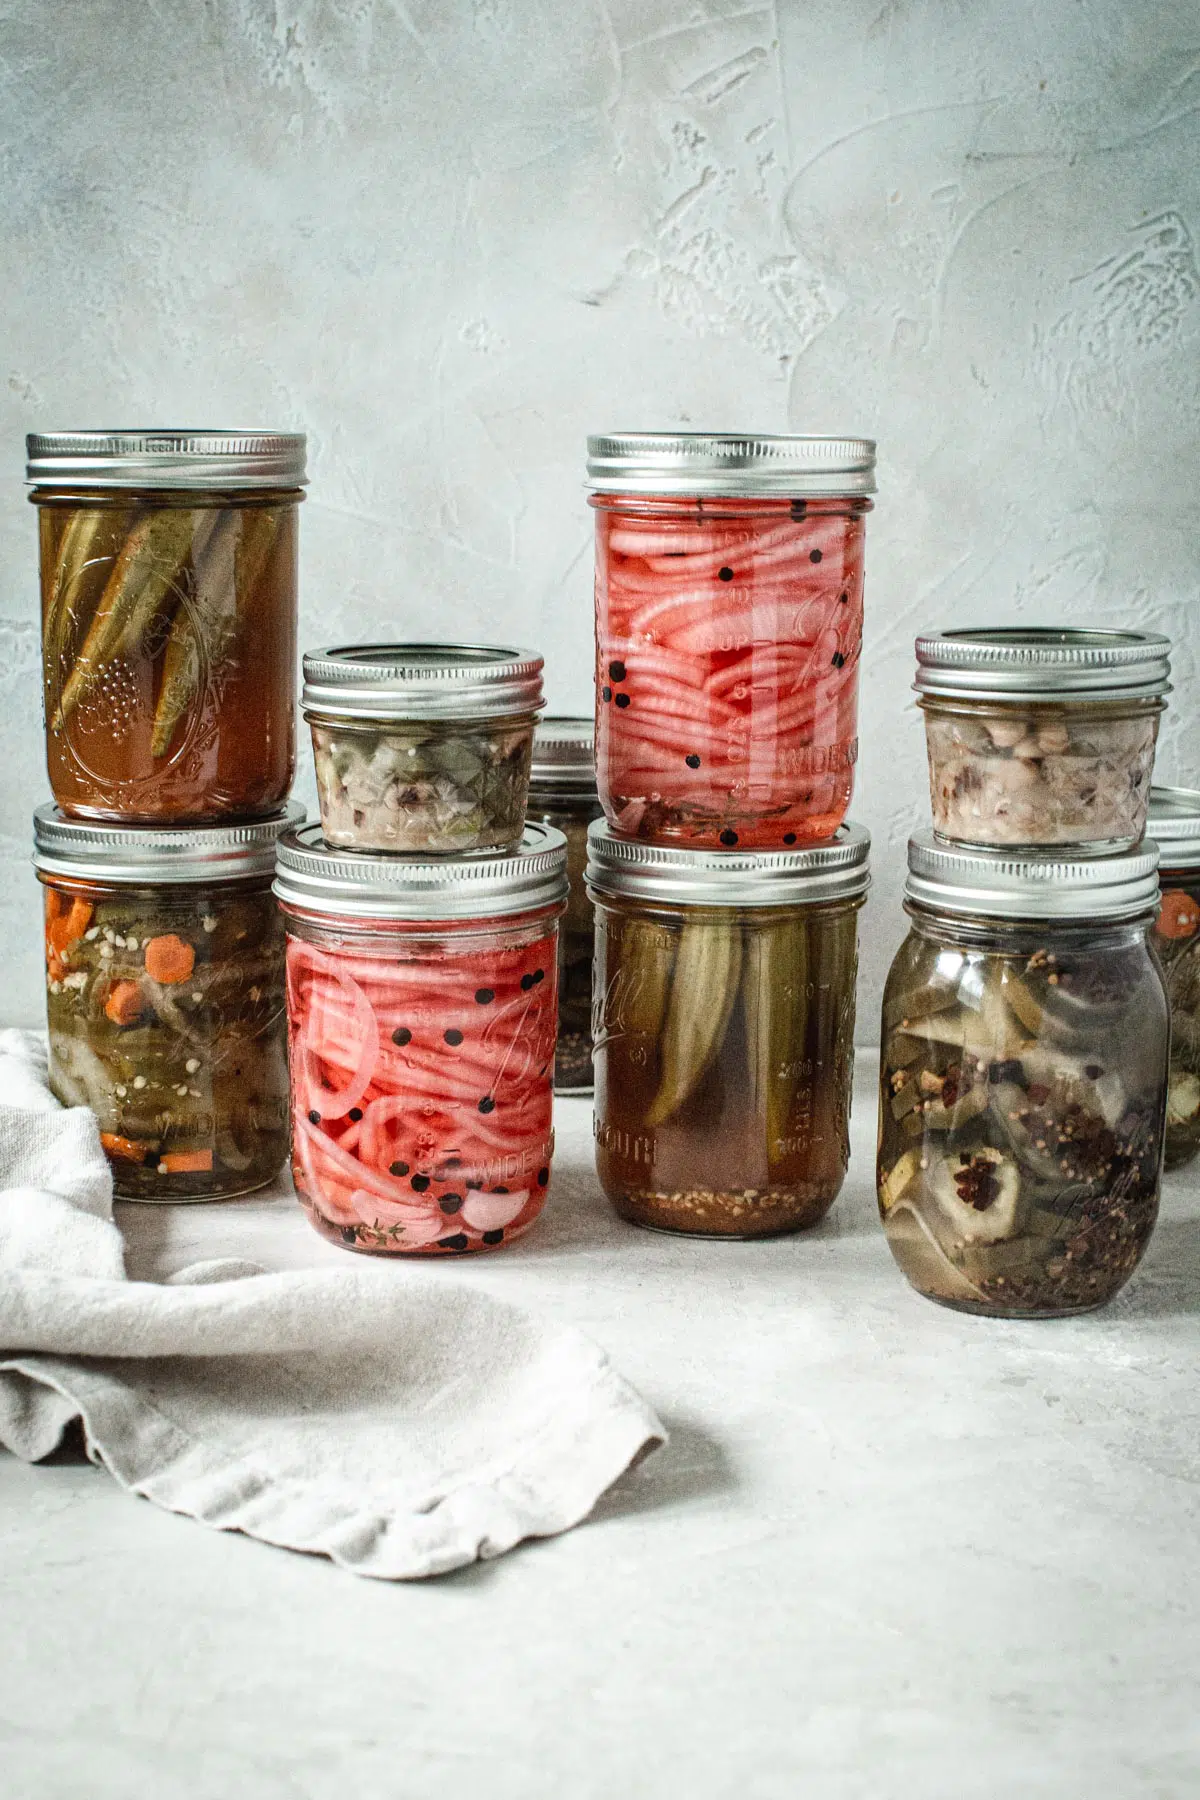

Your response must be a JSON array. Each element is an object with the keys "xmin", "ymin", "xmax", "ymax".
[
  {"xmin": 285, "ymin": 922, "xmax": 558, "ymax": 1254},
  {"xmin": 593, "ymin": 495, "xmax": 869, "ymax": 847}
]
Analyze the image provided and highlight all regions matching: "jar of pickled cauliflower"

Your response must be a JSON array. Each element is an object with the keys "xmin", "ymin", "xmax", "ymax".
[
  {"xmin": 588, "ymin": 433, "xmax": 876, "ymax": 848},
  {"xmin": 878, "ymin": 833, "xmax": 1168, "ymax": 1317},
  {"xmin": 274, "ymin": 822, "xmax": 567, "ymax": 1255},
  {"xmin": 527, "ymin": 717, "xmax": 602, "ymax": 1093},
  {"xmin": 34, "ymin": 801, "xmax": 302, "ymax": 1200},
  {"xmin": 302, "ymin": 643, "xmax": 544, "ymax": 855},
  {"xmin": 588, "ymin": 821, "xmax": 869, "ymax": 1237},
  {"xmin": 1147, "ymin": 786, "xmax": 1200, "ymax": 1168},
  {"xmin": 28, "ymin": 430, "xmax": 305, "ymax": 823},
  {"xmin": 914, "ymin": 628, "xmax": 1170, "ymax": 851}
]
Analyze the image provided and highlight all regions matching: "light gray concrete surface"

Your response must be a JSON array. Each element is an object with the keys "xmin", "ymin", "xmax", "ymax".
[
  {"xmin": 2, "ymin": 2, "xmax": 1199, "ymax": 1028},
  {"xmin": 3, "ymin": 1060, "xmax": 1199, "ymax": 1799}
]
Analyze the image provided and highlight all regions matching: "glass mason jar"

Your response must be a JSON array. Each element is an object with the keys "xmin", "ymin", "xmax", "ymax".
[
  {"xmin": 28, "ymin": 430, "xmax": 305, "ymax": 824},
  {"xmin": 527, "ymin": 717, "xmax": 603, "ymax": 1094},
  {"xmin": 588, "ymin": 821, "xmax": 869, "ymax": 1237},
  {"xmin": 34, "ymin": 802, "xmax": 301, "ymax": 1201},
  {"xmin": 274, "ymin": 822, "xmax": 567, "ymax": 1256},
  {"xmin": 914, "ymin": 628, "xmax": 1170, "ymax": 851},
  {"xmin": 302, "ymin": 643, "xmax": 544, "ymax": 854},
  {"xmin": 878, "ymin": 833, "xmax": 1168, "ymax": 1317},
  {"xmin": 1147, "ymin": 786, "xmax": 1200, "ymax": 1168},
  {"xmin": 588, "ymin": 432, "xmax": 876, "ymax": 849}
]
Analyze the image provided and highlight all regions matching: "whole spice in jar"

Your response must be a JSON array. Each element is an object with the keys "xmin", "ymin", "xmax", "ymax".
[
  {"xmin": 527, "ymin": 717, "xmax": 603, "ymax": 1093},
  {"xmin": 1147, "ymin": 786, "xmax": 1200, "ymax": 1168}
]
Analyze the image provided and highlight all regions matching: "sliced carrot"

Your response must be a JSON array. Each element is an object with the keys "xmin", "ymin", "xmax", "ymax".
[
  {"xmin": 144, "ymin": 934, "xmax": 196, "ymax": 984},
  {"xmin": 104, "ymin": 979, "xmax": 145, "ymax": 1026},
  {"xmin": 46, "ymin": 894, "xmax": 95, "ymax": 956},
  {"xmin": 100, "ymin": 1132, "xmax": 153, "ymax": 1164},
  {"xmin": 64, "ymin": 897, "xmax": 93, "ymax": 940},
  {"xmin": 158, "ymin": 1149, "xmax": 213, "ymax": 1175},
  {"xmin": 47, "ymin": 952, "xmax": 66, "ymax": 983},
  {"xmin": 1156, "ymin": 890, "xmax": 1200, "ymax": 941},
  {"xmin": 45, "ymin": 888, "xmax": 67, "ymax": 924}
]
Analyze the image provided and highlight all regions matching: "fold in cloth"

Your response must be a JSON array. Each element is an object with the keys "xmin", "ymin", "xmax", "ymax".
[{"xmin": 0, "ymin": 1030, "xmax": 663, "ymax": 1578}]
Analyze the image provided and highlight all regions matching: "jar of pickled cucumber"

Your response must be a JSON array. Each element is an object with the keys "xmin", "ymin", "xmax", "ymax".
[
  {"xmin": 34, "ymin": 801, "xmax": 302, "ymax": 1201},
  {"xmin": 878, "ymin": 833, "xmax": 1168, "ymax": 1317},
  {"xmin": 1147, "ymin": 786, "xmax": 1200, "ymax": 1168},
  {"xmin": 273, "ymin": 822, "xmax": 568, "ymax": 1256},
  {"xmin": 914, "ymin": 628, "xmax": 1170, "ymax": 851},
  {"xmin": 588, "ymin": 432, "xmax": 876, "ymax": 849},
  {"xmin": 28, "ymin": 431, "xmax": 306, "ymax": 824},
  {"xmin": 587, "ymin": 821, "xmax": 869, "ymax": 1237},
  {"xmin": 527, "ymin": 718, "xmax": 602, "ymax": 1094}
]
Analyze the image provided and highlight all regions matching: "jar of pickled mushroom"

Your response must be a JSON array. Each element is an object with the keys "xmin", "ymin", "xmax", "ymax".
[
  {"xmin": 301, "ymin": 643, "xmax": 544, "ymax": 856},
  {"xmin": 588, "ymin": 432, "xmax": 876, "ymax": 849},
  {"xmin": 1147, "ymin": 786, "xmax": 1200, "ymax": 1168},
  {"xmin": 587, "ymin": 820, "xmax": 869, "ymax": 1237},
  {"xmin": 28, "ymin": 430, "xmax": 305, "ymax": 824},
  {"xmin": 34, "ymin": 801, "xmax": 302, "ymax": 1201},
  {"xmin": 273, "ymin": 822, "xmax": 568, "ymax": 1255},
  {"xmin": 878, "ymin": 832, "xmax": 1168, "ymax": 1317},
  {"xmin": 914, "ymin": 628, "xmax": 1171, "ymax": 851},
  {"xmin": 527, "ymin": 717, "xmax": 603, "ymax": 1094}
]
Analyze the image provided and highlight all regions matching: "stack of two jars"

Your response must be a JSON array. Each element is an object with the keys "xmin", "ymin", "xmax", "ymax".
[{"xmin": 585, "ymin": 433, "xmax": 876, "ymax": 1238}]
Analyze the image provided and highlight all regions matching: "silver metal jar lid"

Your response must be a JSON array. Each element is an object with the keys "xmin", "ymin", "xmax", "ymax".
[
  {"xmin": 914, "ymin": 628, "xmax": 1171, "ymax": 702},
  {"xmin": 905, "ymin": 830, "xmax": 1161, "ymax": 922},
  {"xmin": 26, "ymin": 430, "xmax": 307, "ymax": 491},
  {"xmin": 302, "ymin": 643, "xmax": 544, "ymax": 723},
  {"xmin": 586, "ymin": 820, "xmax": 870, "ymax": 908},
  {"xmin": 586, "ymin": 433, "xmax": 877, "ymax": 498},
  {"xmin": 33, "ymin": 801, "xmax": 305, "ymax": 885},
  {"xmin": 274, "ymin": 822, "xmax": 568, "ymax": 921},
  {"xmin": 1149, "ymin": 786, "xmax": 1200, "ymax": 871},
  {"xmin": 529, "ymin": 717, "xmax": 597, "ymax": 798}
]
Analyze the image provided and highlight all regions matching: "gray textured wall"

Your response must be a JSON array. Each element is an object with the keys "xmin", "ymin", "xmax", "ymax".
[{"xmin": 3, "ymin": 1, "xmax": 1198, "ymax": 1032}]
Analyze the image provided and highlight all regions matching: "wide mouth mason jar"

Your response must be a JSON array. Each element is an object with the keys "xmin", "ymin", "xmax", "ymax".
[
  {"xmin": 274, "ymin": 822, "xmax": 567, "ymax": 1256},
  {"xmin": 28, "ymin": 430, "xmax": 306, "ymax": 824},
  {"xmin": 34, "ymin": 800, "xmax": 302, "ymax": 1201},
  {"xmin": 914, "ymin": 628, "xmax": 1170, "ymax": 852},
  {"xmin": 302, "ymin": 643, "xmax": 544, "ymax": 855},
  {"xmin": 587, "ymin": 820, "xmax": 870, "ymax": 1238},
  {"xmin": 1147, "ymin": 786, "xmax": 1200, "ymax": 1169},
  {"xmin": 588, "ymin": 432, "xmax": 876, "ymax": 850},
  {"xmin": 527, "ymin": 717, "xmax": 603, "ymax": 1094},
  {"xmin": 878, "ymin": 832, "xmax": 1168, "ymax": 1318}
]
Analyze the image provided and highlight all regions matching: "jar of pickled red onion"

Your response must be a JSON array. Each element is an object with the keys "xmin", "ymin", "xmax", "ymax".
[
  {"xmin": 588, "ymin": 432, "xmax": 876, "ymax": 848},
  {"xmin": 273, "ymin": 822, "xmax": 568, "ymax": 1256}
]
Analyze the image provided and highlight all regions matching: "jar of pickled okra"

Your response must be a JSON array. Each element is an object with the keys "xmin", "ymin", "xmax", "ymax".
[
  {"xmin": 587, "ymin": 820, "xmax": 869, "ymax": 1237},
  {"xmin": 28, "ymin": 431, "xmax": 306, "ymax": 824},
  {"xmin": 527, "ymin": 718, "xmax": 603, "ymax": 1094},
  {"xmin": 1147, "ymin": 786, "xmax": 1200, "ymax": 1169},
  {"xmin": 301, "ymin": 643, "xmax": 544, "ymax": 855},
  {"xmin": 273, "ymin": 822, "xmax": 568, "ymax": 1256},
  {"xmin": 34, "ymin": 801, "xmax": 302, "ymax": 1201},
  {"xmin": 878, "ymin": 833, "xmax": 1168, "ymax": 1318},
  {"xmin": 587, "ymin": 432, "xmax": 876, "ymax": 849},
  {"xmin": 914, "ymin": 628, "xmax": 1171, "ymax": 852}
]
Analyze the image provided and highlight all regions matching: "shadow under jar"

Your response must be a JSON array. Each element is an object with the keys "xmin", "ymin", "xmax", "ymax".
[
  {"xmin": 588, "ymin": 432, "xmax": 876, "ymax": 849},
  {"xmin": 34, "ymin": 802, "xmax": 301, "ymax": 1201},
  {"xmin": 914, "ymin": 628, "xmax": 1171, "ymax": 852},
  {"xmin": 588, "ymin": 821, "xmax": 869, "ymax": 1238},
  {"xmin": 29, "ymin": 430, "xmax": 304, "ymax": 823},
  {"xmin": 302, "ymin": 643, "xmax": 544, "ymax": 854},
  {"xmin": 274, "ymin": 822, "xmax": 568, "ymax": 1256},
  {"xmin": 878, "ymin": 832, "xmax": 1169, "ymax": 1317},
  {"xmin": 1147, "ymin": 786, "xmax": 1200, "ymax": 1169},
  {"xmin": 527, "ymin": 717, "xmax": 603, "ymax": 1094}
]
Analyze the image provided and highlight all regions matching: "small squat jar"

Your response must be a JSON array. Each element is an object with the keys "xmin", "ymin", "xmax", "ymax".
[
  {"xmin": 34, "ymin": 802, "xmax": 301, "ymax": 1201},
  {"xmin": 29, "ymin": 430, "xmax": 305, "ymax": 824},
  {"xmin": 588, "ymin": 821, "xmax": 869, "ymax": 1237},
  {"xmin": 915, "ymin": 628, "xmax": 1170, "ymax": 851},
  {"xmin": 302, "ymin": 643, "xmax": 544, "ymax": 854},
  {"xmin": 1147, "ymin": 786, "xmax": 1200, "ymax": 1168},
  {"xmin": 527, "ymin": 718, "xmax": 603, "ymax": 1093},
  {"xmin": 274, "ymin": 822, "xmax": 567, "ymax": 1256},
  {"xmin": 878, "ymin": 833, "xmax": 1169, "ymax": 1317},
  {"xmin": 589, "ymin": 433, "xmax": 876, "ymax": 849}
]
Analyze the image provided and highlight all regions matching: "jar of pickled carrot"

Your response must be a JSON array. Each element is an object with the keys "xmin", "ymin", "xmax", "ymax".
[
  {"xmin": 274, "ymin": 822, "xmax": 568, "ymax": 1256},
  {"xmin": 588, "ymin": 433, "xmax": 876, "ymax": 848},
  {"xmin": 28, "ymin": 431, "xmax": 306, "ymax": 824}
]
